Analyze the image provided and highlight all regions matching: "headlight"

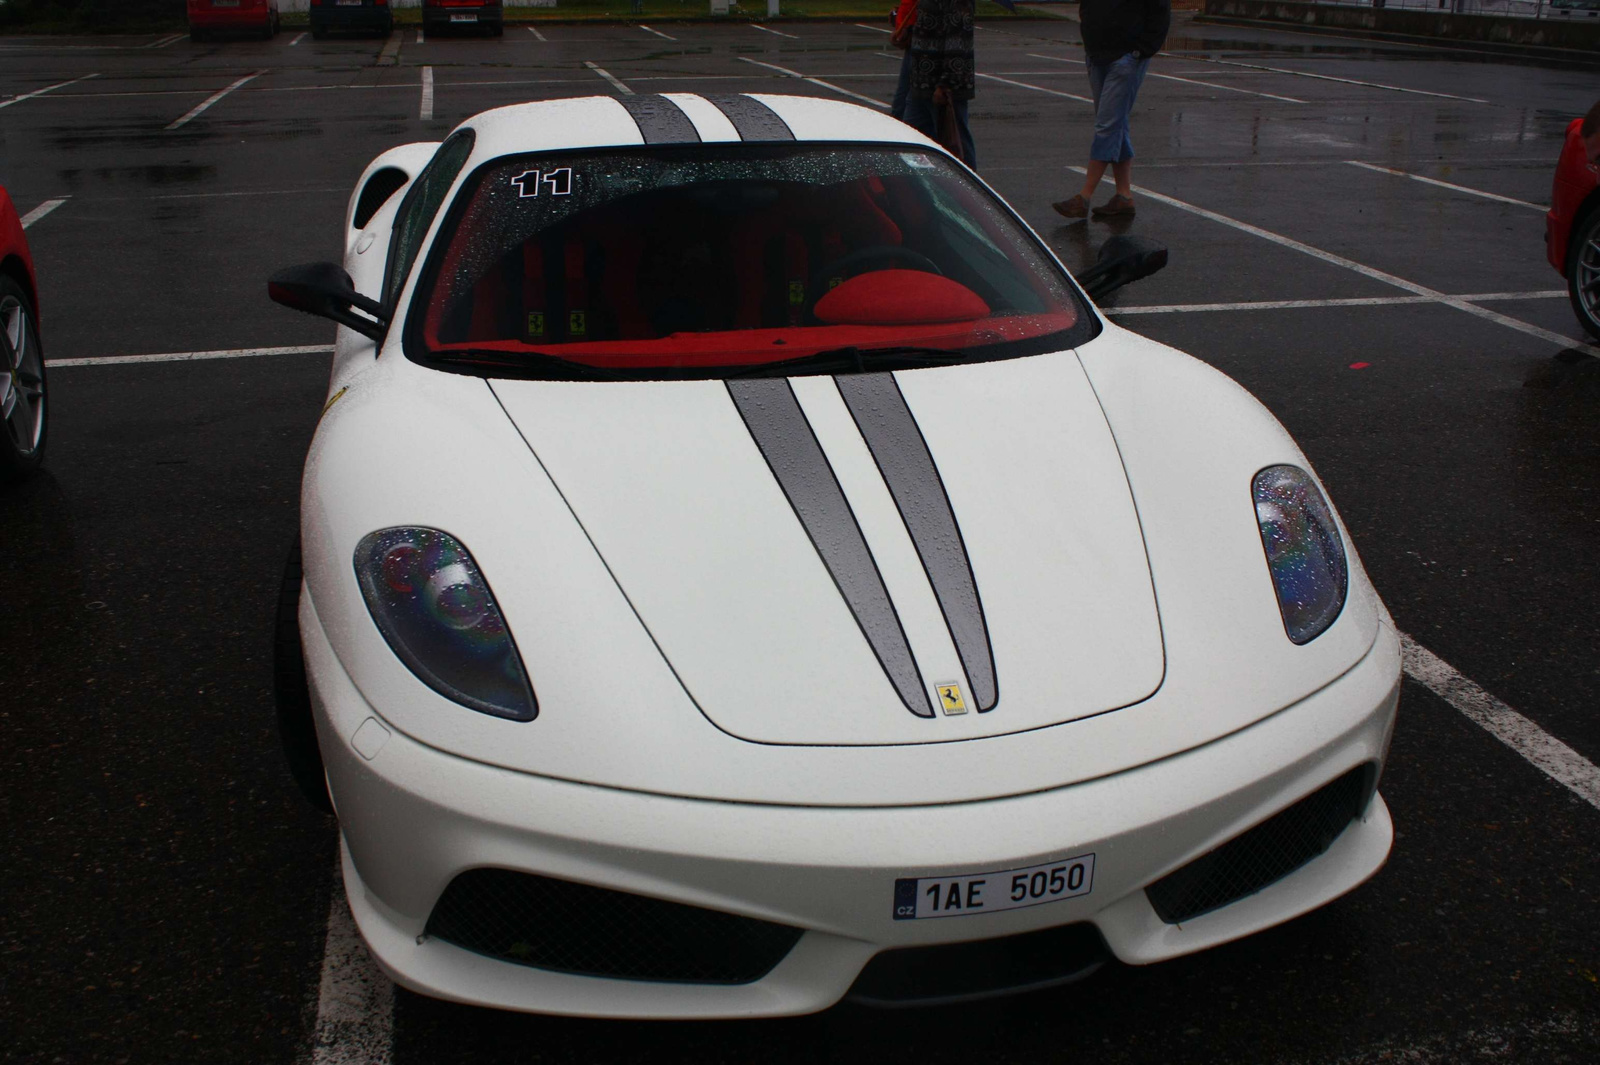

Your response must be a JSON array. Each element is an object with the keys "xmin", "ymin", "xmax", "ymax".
[
  {"xmin": 354, "ymin": 527, "xmax": 537, "ymax": 721},
  {"xmin": 1252, "ymin": 465, "xmax": 1348, "ymax": 645}
]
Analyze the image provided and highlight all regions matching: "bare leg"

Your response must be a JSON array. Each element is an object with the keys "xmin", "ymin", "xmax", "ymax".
[
  {"xmin": 1112, "ymin": 159, "xmax": 1132, "ymax": 199},
  {"xmin": 1078, "ymin": 160, "xmax": 1110, "ymax": 199}
]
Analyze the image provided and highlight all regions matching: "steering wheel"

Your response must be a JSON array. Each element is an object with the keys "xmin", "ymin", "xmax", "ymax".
[{"xmin": 808, "ymin": 246, "xmax": 943, "ymax": 306}]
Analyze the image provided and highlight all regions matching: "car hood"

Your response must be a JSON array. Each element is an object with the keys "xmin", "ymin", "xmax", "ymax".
[{"xmin": 489, "ymin": 350, "xmax": 1163, "ymax": 746}]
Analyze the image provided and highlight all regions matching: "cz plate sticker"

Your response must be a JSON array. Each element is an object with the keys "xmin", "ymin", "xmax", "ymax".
[{"xmin": 893, "ymin": 854, "xmax": 1095, "ymax": 920}]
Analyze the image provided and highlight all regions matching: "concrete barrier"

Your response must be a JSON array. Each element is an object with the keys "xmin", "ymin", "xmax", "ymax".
[{"xmin": 1200, "ymin": 0, "xmax": 1600, "ymax": 52}]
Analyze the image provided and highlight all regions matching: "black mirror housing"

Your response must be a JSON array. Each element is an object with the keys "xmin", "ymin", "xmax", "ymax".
[
  {"xmin": 268, "ymin": 262, "xmax": 390, "ymax": 341},
  {"xmin": 1076, "ymin": 236, "xmax": 1169, "ymax": 304}
]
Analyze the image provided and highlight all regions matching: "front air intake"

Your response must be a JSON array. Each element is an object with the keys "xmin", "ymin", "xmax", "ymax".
[
  {"xmin": 1145, "ymin": 764, "xmax": 1377, "ymax": 924},
  {"xmin": 424, "ymin": 868, "xmax": 803, "ymax": 984}
]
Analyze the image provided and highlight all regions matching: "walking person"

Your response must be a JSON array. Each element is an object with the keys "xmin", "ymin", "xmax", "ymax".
[
  {"xmin": 900, "ymin": 0, "xmax": 977, "ymax": 168},
  {"xmin": 1053, "ymin": 0, "xmax": 1171, "ymax": 219}
]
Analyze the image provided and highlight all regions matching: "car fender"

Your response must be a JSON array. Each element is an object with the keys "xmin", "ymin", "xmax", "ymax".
[{"xmin": 344, "ymin": 142, "xmax": 441, "ymax": 252}]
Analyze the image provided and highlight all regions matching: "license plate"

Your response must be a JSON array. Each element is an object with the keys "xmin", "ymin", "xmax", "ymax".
[
  {"xmin": 212, "ymin": 0, "xmax": 239, "ymax": 6},
  {"xmin": 449, "ymin": 12, "xmax": 478, "ymax": 21},
  {"xmin": 337, "ymin": 0, "xmax": 362, "ymax": 6},
  {"xmin": 893, "ymin": 853, "xmax": 1095, "ymax": 920}
]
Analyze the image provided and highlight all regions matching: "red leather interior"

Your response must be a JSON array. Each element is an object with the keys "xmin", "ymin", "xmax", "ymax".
[{"xmin": 814, "ymin": 270, "xmax": 989, "ymax": 326}]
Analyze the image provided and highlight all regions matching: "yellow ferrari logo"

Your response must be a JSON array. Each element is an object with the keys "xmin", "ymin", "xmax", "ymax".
[
  {"xmin": 937, "ymin": 683, "xmax": 967, "ymax": 716},
  {"xmin": 788, "ymin": 281, "xmax": 805, "ymax": 305},
  {"xmin": 527, "ymin": 311, "xmax": 545, "ymax": 337},
  {"xmin": 568, "ymin": 311, "xmax": 586, "ymax": 335}
]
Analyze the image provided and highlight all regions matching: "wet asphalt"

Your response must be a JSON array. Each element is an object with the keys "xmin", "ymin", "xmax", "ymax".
[{"xmin": 2, "ymin": 13, "xmax": 1599, "ymax": 1064}]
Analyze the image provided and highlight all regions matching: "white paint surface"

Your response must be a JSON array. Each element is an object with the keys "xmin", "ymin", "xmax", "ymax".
[
  {"xmin": 46, "ymin": 344, "xmax": 334, "ymax": 368},
  {"xmin": 1401, "ymin": 635, "xmax": 1600, "ymax": 812},
  {"xmin": 753, "ymin": 24, "xmax": 799, "ymax": 39},
  {"xmin": 736, "ymin": 57, "xmax": 888, "ymax": 108},
  {"xmin": 1344, "ymin": 160, "xmax": 1547, "ymax": 210},
  {"xmin": 166, "ymin": 71, "xmax": 263, "ymax": 130},
  {"xmin": 19, "ymin": 198, "xmax": 68, "ymax": 229},
  {"xmin": 1070, "ymin": 168, "xmax": 1600, "ymax": 357},
  {"xmin": 584, "ymin": 61, "xmax": 633, "ymax": 95},
  {"xmin": 309, "ymin": 856, "xmax": 394, "ymax": 1065},
  {"xmin": 639, "ymin": 25, "xmax": 676, "ymax": 41},
  {"xmin": 0, "ymin": 73, "xmax": 100, "ymax": 110}
]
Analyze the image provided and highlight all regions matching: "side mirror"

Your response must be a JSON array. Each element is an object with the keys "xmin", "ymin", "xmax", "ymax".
[
  {"xmin": 1075, "ymin": 235, "xmax": 1169, "ymax": 304},
  {"xmin": 268, "ymin": 262, "xmax": 390, "ymax": 342}
]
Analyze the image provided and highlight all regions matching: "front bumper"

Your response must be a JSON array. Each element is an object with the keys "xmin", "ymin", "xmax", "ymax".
[
  {"xmin": 309, "ymin": 596, "xmax": 1400, "ymax": 1018},
  {"xmin": 310, "ymin": 8, "xmax": 393, "ymax": 33},
  {"xmin": 422, "ymin": 7, "xmax": 502, "ymax": 30}
]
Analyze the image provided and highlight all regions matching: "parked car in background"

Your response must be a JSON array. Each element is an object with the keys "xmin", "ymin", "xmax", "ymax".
[
  {"xmin": 422, "ymin": 0, "xmax": 503, "ymax": 36},
  {"xmin": 188, "ymin": 0, "xmax": 280, "ymax": 40},
  {"xmin": 1547, "ymin": 112, "xmax": 1600, "ymax": 340},
  {"xmin": 0, "ymin": 186, "xmax": 46, "ymax": 483},
  {"xmin": 311, "ymin": 0, "xmax": 394, "ymax": 38}
]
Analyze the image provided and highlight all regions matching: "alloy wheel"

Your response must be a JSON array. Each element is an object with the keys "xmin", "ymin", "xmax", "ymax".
[{"xmin": 0, "ymin": 293, "xmax": 45, "ymax": 457}]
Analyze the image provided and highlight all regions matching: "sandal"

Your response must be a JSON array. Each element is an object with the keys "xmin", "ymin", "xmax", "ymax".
[
  {"xmin": 1091, "ymin": 194, "xmax": 1136, "ymax": 218},
  {"xmin": 1052, "ymin": 194, "xmax": 1090, "ymax": 219}
]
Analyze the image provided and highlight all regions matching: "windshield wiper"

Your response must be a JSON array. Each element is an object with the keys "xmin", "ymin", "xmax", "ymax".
[
  {"xmin": 426, "ymin": 348, "xmax": 633, "ymax": 381},
  {"xmin": 727, "ymin": 345, "xmax": 970, "ymax": 379}
]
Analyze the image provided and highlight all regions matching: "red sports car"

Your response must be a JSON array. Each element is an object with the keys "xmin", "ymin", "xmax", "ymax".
[
  {"xmin": 0, "ymin": 185, "xmax": 46, "ymax": 482},
  {"xmin": 1546, "ymin": 105, "xmax": 1600, "ymax": 340},
  {"xmin": 188, "ymin": 0, "xmax": 281, "ymax": 41}
]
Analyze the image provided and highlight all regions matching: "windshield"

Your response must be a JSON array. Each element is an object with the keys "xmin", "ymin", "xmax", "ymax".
[{"xmin": 406, "ymin": 143, "xmax": 1093, "ymax": 379}]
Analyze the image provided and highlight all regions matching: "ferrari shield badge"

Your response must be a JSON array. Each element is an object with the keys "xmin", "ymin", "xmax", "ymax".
[{"xmin": 937, "ymin": 683, "xmax": 967, "ymax": 716}]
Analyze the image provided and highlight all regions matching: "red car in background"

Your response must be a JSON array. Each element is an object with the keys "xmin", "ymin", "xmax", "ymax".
[
  {"xmin": 188, "ymin": 0, "xmax": 281, "ymax": 41},
  {"xmin": 422, "ymin": 0, "xmax": 504, "ymax": 36},
  {"xmin": 0, "ymin": 186, "xmax": 46, "ymax": 482},
  {"xmin": 1546, "ymin": 111, "xmax": 1600, "ymax": 340}
]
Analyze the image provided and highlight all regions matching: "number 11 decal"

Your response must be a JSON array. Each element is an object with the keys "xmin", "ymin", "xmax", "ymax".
[{"xmin": 510, "ymin": 167, "xmax": 574, "ymax": 198}]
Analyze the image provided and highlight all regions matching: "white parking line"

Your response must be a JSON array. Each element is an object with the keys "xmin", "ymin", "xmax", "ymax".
[
  {"xmin": 309, "ymin": 856, "xmax": 395, "ymax": 1065},
  {"xmin": 1344, "ymin": 161, "xmax": 1547, "ymax": 211},
  {"xmin": 1164, "ymin": 54, "xmax": 1490, "ymax": 104},
  {"xmin": 417, "ymin": 29, "xmax": 425, "ymax": 44},
  {"xmin": 19, "ymin": 198, "xmax": 68, "ymax": 230},
  {"xmin": 1025, "ymin": 53, "xmax": 1305, "ymax": 103},
  {"xmin": 290, "ymin": 31, "xmax": 308, "ymax": 46},
  {"xmin": 736, "ymin": 56, "xmax": 888, "ymax": 109},
  {"xmin": 639, "ymin": 25, "xmax": 676, "ymax": 41},
  {"xmin": 527, "ymin": 26, "xmax": 546, "ymax": 41},
  {"xmin": 975, "ymin": 72, "xmax": 1092, "ymax": 104},
  {"xmin": 753, "ymin": 24, "xmax": 799, "ymax": 39},
  {"xmin": 45, "ymin": 344, "xmax": 334, "ymax": 369},
  {"xmin": 1068, "ymin": 167, "xmax": 1600, "ymax": 357},
  {"xmin": 420, "ymin": 66, "xmax": 434, "ymax": 120},
  {"xmin": 147, "ymin": 33, "xmax": 184, "ymax": 48},
  {"xmin": 0, "ymin": 72, "xmax": 100, "ymax": 110},
  {"xmin": 1111, "ymin": 291, "xmax": 1566, "ymax": 315},
  {"xmin": 166, "ymin": 70, "xmax": 264, "ymax": 130},
  {"xmin": 855, "ymin": 22, "xmax": 891, "ymax": 33},
  {"xmin": 377, "ymin": 34, "xmax": 401, "ymax": 65},
  {"xmin": 584, "ymin": 61, "xmax": 633, "ymax": 96},
  {"xmin": 1402, "ymin": 635, "xmax": 1600, "ymax": 812}
]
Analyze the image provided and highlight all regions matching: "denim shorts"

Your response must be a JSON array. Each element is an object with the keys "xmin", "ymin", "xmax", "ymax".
[{"xmin": 1086, "ymin": 52, "xmax": 1151, "ymax": 164}]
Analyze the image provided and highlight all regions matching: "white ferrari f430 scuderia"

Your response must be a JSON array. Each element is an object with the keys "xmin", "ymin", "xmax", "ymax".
[{"xmin": 268, "ymin": 93, "xmax": 1401, "ymax": 1017}]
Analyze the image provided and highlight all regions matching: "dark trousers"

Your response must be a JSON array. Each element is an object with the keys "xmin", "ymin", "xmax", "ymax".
[
  {"xmin": 902, "ymin": 92, "xmax": 977, "ymax": 170},
  {"xmin": 891, "ymin": 49, "xmax": 913, "ymax": 118}
]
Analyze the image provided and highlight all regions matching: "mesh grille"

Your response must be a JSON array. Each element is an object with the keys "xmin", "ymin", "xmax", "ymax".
[
  {"xmin": 1146, "ymin": 764, "xmax": 1376, "ymax": 925},
  {"xmin": 424, "ymin": 868, "xmax": 804, "ymax": 984},
  {"xmin": 849, "ymin": 922, "xmax": 1107, "ymax": 1007}
]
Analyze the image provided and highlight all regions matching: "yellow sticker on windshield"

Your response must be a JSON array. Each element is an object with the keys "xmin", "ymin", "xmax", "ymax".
[
  {"xmin": 568, "ymin": 311, "xmax": 586, "ymax": 335},
  {"xmin": 527, "ymin": 312, "xmax": 545, "ymax": 337}
]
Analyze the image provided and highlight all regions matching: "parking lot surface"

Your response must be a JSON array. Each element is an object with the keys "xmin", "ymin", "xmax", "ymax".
[{"xmin": 2, "ymin": 14, "xmax": 1599, "ymax": 1064}]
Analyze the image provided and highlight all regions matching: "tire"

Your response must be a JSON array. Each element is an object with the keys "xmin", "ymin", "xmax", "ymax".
[
  {"xmin": 0, "ymin": 276, "xmax": 47, "ymax": 484},
  {"xmin": 276, "ymin": 536, "xmax": 335, "ymax": 815},
  {"xmin": 1569, "ymin": 208, "xmax": 1600, "ymax": 342}
]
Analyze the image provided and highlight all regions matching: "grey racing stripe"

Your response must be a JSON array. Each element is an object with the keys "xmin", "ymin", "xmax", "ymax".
[
  {"xmin": 727, "ymin": 379, "xmax": 934, "ymax": 719},
  {"xmin": 703, "ymin": 94, "xmax": 794, "ymax": 141},
  {"xmin": 618, "ymin": 94, "xmax": 701, "ymax": 144},
  {"xmin": 837, "ymin": 373, "xmax": 998, "ymax": 712}
]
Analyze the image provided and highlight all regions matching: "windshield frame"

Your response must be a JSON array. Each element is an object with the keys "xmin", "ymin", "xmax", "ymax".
[{"xmin": 400, "ymin": 140, "xmax": 1101, "ymax": 381}]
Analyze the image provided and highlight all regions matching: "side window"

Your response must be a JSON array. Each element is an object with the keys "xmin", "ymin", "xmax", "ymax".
[{"xmin": 385, "ymin": 131, "xmax": 475, "ymax": 307}]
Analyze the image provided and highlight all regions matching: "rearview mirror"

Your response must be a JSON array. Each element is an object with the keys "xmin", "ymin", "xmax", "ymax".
[
  {"xmin": 268, "ymin": 262, "xmax": 390, "ymax": 342},
  {"xmin": 1075, "ymin": 236, "xmax": 1169, "ymax": 304}
]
